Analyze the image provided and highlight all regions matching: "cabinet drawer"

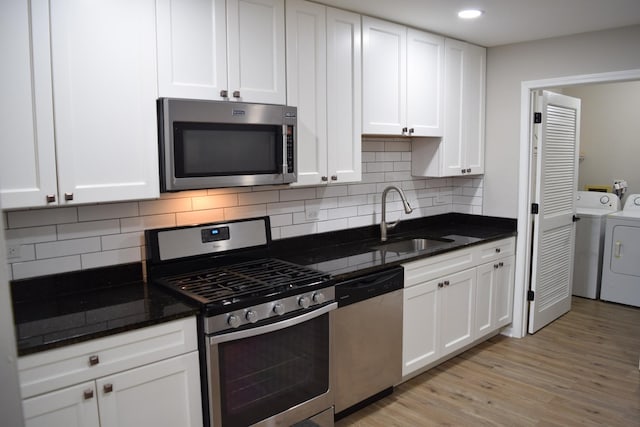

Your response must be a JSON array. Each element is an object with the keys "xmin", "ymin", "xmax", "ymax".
[
  {"xmin": 475, "ymin": 237, "xmax": 515, "ymax": 264},
  {"xmin": 18, "ymin": 317, "xmax": 197, "ymax": 398},
  {"xmin": 403, "ymin": 247, "xmax": 474, "ymax": 287}
]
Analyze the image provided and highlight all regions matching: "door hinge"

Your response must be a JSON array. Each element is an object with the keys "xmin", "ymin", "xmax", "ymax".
[
  {"xmin": 533, "ymin": 112, "xmax": 542, "ymax": 124},
  {"xmin": 572, "ymin": 215, "xmax": 581, "ymax": 222},
  {"xmin": 527, "ymin": 290, "xmax": 535, "ymax": 301},
  {"xmin": 531, "ymin": 203, "xmax": 539, "ymax": 214}
]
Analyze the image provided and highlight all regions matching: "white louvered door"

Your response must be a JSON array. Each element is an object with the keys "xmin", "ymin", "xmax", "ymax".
[{"xmin": 528, "ymin": 90, "xmax": 581, "ymax": 334}]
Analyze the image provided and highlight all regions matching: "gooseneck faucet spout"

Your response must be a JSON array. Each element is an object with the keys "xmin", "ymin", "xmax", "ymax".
[{"xmin": 380, "ymin": 185, "xmax": 413, "ymax": 241}]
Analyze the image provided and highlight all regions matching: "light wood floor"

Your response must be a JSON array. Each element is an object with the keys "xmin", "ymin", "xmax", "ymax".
[{"xmin": 336, "ymin": 297, "xmax": 640, "ymax": 426}]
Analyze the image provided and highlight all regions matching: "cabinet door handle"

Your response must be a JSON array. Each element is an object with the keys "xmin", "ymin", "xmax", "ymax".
[
  {"xmin": 89, "ymin": 355, "xmax": 99, "ymax": 366},
  {"xmin": 46, "ymin": 194, "xmax": 56, "ymax": 203},
  {"xmin": 84, "ymin": 389, "xmax": 94, "ymax": 400},
  {"xmin": 321, "ymin": 176, "xmax": 328, "ymax": 182},
  {"xmin": 495, "ymin": 248, "xmax": 501, "ymax": 253},
  {"xmin": 219, "ymin": 89, "xmax": 228, "ymax": 98},
  {"xmin": 461, "ymin": 169, "xmax": 466, "ymax": 174},
  {"xmin": 233, "ymin": 90, "xmax": 241, "ymax": 98},
  {"xmin": 467, "ymin": 168, "xmax": 471, "ymax": 173},
  {"xmin": 402, "ymin": 127, "xmax": 408, "ymax": 135},
  {"xmin": 444, "ymin": 280, "xmax": 450, "ymax": 286},
  {"xmin": 494, "ymin": 264, "xmax": 499, "ymax": 269},
  {"xmin": 330, "ymin": 175, "xmax": 337, "ymax": 181},
  {"xmin": 64, "ymin": 192, "xmax": 74, "ymax": 201},
  {"xmin": 438, "ymin": 282, "xmax": 444, "ymax": 288},
  {"xmin": 499, "ymin": 261, "xmax": 504, "ymax": 267},
  {"xmin": 409, "ymin": 128, "xmax": 414, "ymax": 135},
  {"xmin": 103, "ymin": 383, "xmax": 113, "ymax": 394}
]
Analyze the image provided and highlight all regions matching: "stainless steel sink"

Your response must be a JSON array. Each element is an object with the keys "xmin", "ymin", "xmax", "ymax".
[{"xmin": 372, "ymin": 237, "xmax": 452, "ymax": 254}]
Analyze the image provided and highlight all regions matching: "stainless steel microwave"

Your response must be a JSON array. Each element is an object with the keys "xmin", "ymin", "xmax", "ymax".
[{"xmin": 157, "ymin": 98, "xmax": 297, "ymax": 192}]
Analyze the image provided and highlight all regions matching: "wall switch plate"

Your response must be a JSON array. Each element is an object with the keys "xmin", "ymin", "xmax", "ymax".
[
  {"xmin": 7, "ymin": 245, "xmax": 20, "ymax": 259},
  {"xmin": 305, "ymin": 209, "xmax": 320, "ymax": 221}
]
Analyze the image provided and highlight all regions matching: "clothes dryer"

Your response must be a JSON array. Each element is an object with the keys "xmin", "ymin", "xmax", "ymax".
[
  {"xmin": 572, "ymin": 192, "xmax": 620, "ymax": 299},
  {"xmin": 600, "ymin": 194, "xmax": 640, "ymax": 307}
]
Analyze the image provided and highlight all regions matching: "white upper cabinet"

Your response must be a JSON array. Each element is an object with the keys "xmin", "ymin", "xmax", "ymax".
[
  {"xmin": 286, "ymin": 0, "xmax": 361, "ymax": 186},
  {"xmin": 362, "ymin": 17, "xmax": 444, "ymax": 137},
  {"xmin": 0, "ymin": 1, "xmax": 57, "ymax": 209},
  {"xmin": 156, "ymin": 0, "xmax": 228, "ymax": 100},
  {"xmin": 0, "ymin": 0, "xmax": 160, "ymax": 209},
  {"xmin": 412, "ymin": 38, "xmax": 486, "ymax": 177},
  {"xmin": 157, "ymin": 0, "xmax": 286, "ymax": 104}
]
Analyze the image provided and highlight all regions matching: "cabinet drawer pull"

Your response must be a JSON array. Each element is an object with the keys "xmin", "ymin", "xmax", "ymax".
[
  {"xmin": 495, "ymin": 248, "xmax": 501, "ymax": 253},
  {"xmin": 89, "ymin": 355, "xmax": 100, "ymax": 366},
  {"xmin": 103, "ymin": 383, "xmax": 113, "ymax": 394},
  {"xmin": 64, "ymin": 192, "xmax": 74, "ymax": 201},
  {"xmin": 84, "ymin": 389, "xmax": 94, "ymax": 400},
  {"xmin": 219, "ymin": 89, "xmax": 228, "ymax": 98},
  {"xmin": 46, "ymin": 194, "xmax": 56, "ymax": 203},
  {"xmin": 233, "ymin": 90, "xmax": 241, "ymax": 98}
]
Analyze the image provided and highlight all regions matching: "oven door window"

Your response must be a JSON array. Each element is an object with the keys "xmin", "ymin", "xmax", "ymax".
[
  {"xmin": 174, "ymin": 122, "xmax": 282, "ymax": 177},
  {"xmin": 218, "ymin": 313, "xmax": 329, "ymax": 427}
]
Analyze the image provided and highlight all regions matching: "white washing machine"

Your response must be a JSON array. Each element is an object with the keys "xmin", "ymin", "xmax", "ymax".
[
  {"xmin": 572, "ymin": 191, "xmax": 621, "ymax": 299},
  {"xmin": 600, "ymin": 194, "xmax": 640, "ymax": 307}
]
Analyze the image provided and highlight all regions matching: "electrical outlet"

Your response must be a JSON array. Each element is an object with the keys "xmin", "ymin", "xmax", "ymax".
[
  {"xmin": 305, "ymin": 209, "xmax": 320, "ymax": 221},
  {"xmin": 7, "ymin": 245, "xmax": 20, "ymax": 259}
]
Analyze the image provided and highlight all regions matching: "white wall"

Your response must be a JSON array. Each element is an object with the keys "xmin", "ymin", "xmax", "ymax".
[
  {"xmin": 563, "ymin": 81, "xmax": 640, "ymax": 200},
  {"xmin": 3, "ymin": 137, "xmax": 483, "ymax": 280},
  {"xmin": 0, "ymin": 198, "xmax": 24, "ymax": 426},
  {"xmin": 484, "ymin": 25, "xmax": 640, "ymax": 218}
]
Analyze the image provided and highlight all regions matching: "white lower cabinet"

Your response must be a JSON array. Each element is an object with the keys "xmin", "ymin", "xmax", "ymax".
[
  {"xmin": 402, "ymin": 238, "xmax": 515, "ymax": 378},
  {"xmin": 19, "ymin": 318, "xmax": 202, "ymax": 427}
]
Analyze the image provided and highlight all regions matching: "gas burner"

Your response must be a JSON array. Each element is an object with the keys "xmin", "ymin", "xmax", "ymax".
[{"xmin": 156, "ymin": 258, "xmax": 330, "ymax": 309}]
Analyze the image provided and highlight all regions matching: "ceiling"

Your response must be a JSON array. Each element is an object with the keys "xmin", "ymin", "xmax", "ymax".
[{"xmin": 316, "ymin": 0, "xmax": 640, "ymax": 47}]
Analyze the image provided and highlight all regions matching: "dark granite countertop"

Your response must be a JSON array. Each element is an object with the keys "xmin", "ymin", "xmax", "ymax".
[
  {"xmin": 271, "ymin": 213, "xmax": 517, "ymax": 279},
  {"xmin": 11, "ymin": 263, "xmax": 198, "ymax": 356}
]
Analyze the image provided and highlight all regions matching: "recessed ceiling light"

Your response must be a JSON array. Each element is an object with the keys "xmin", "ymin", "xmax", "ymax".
[{"xmin": 458, "ymin": 9, "xmax": 484, "ymax": 19}]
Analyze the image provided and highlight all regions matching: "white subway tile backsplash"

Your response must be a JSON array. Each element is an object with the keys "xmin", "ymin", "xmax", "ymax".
[
  {"xmin": 267, "ymin": 201, "xmax": 305, "ymax": 215},
  {"xmin": 101, "ymin": 232, "xmax": 144, "ymax": 251},
  {"xmin": 238, "ymin": 191, "xmax": 279, "ymax": 206},
  {"xmin": 176, "ymin": 209, "xmax": 224, "ymax": 226},
  {"xmin": 316, "ymin": 185, "xmax": 349, "ymax": 198},
  {"xmin": 279, "ymin": 188, "xmax": 317, "ymax": 202},
  {"xmin": 57, "ymin": 219, "xmax": 120, "ymax": 240},
  {"xmin": 120, "ymin": 214, "xmax": 176, "ymax": 233},
  {"xmin": 81, "ymin": 247, "xmax": 142, "ymax": 270},
  {"xmin": 5, "ymin": 226, "xmax": 57, "ymax": 245},
  {"xmin": 12, "ymin": 256, "xmax": 82, "ymax": 280},
  {"xmin": 8, "ymin": 207, "xmax": 77, "ymax": 228},
  {"xmin": 224, "ymin": 204, "xmax": 267, "ymax": 220},
  {"xmin": 78, "ymin": 202, "xmax": 139, "ymax": 221},
  {"xmin": 3, "ymin": 137, "xmax": 484, "ymax": 277},
  {"xmin": 36, "ymin": 237, "xmax": 101, "ymax": 259},
  {"xmin": 139, "ymin": 197, "xmax": 192, "ymax": 216}
]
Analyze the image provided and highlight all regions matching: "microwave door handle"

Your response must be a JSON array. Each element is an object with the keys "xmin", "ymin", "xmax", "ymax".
[{"xmin": 282, "ymin": 124, "xmax": 288, "ymax": 174}]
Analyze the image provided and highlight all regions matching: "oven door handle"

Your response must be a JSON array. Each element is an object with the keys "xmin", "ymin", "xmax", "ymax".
[{"xmin": 209, "ymin": 302, "xmax": 337, "ymax": 345}]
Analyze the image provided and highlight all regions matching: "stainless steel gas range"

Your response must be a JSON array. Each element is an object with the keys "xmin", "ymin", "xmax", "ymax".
[{"xmin": 145, "ymin": 217, "xmax": 336, "ymax": 427}]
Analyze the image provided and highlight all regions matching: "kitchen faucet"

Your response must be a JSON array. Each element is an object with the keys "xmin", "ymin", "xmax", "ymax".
[{"xmin": 380, "ymin": 185, "xmax": 413, "ymax": 241}]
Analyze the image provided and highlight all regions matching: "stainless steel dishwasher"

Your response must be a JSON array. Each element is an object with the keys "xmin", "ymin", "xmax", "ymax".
[{"xmin": 334, "ymin": 266, "xmax": 403, "ymax": 418}]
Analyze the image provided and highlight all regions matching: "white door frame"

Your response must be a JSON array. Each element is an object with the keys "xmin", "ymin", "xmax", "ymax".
[{"xmin": 508, "ymin": 68, "xmax": 640, "ymax": 339}]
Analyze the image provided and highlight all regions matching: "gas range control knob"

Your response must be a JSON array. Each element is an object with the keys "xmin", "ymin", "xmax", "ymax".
[
  {"xmin": 273, "ymin": 303, "xmax": 285, "ymax": 316},
  {"xmin": 298, "ymin": 295, "xmax": 311, "ymax": 309},
  {"xmin": 227, "ymin": 314, "xmax": 241, "ymax": 328},
  {"xmin": 245, "ymin": 310, "xmax": 258, "ymax": 323},
  {"xmin": 312, "ymin": 292, "xmax": 325, "ymax": 304}
]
